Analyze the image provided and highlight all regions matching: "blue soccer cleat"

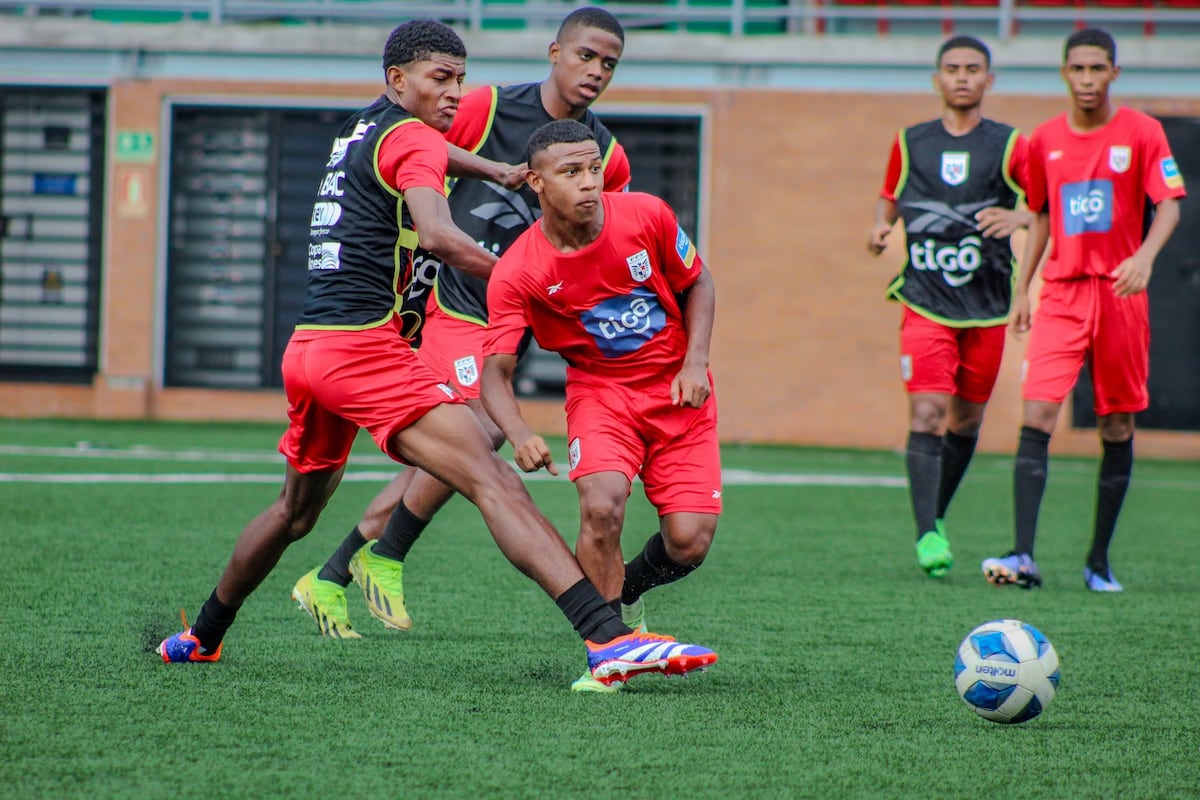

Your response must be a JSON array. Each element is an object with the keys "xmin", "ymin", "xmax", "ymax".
[
  {"xmin": 981, "ymin": 552, "xmax": 1042, "ymax": 588},
  {"xmin": 159, "ymin": 610, "xmax": 222, "ymax": 663},
  {"xmin": 585, "ymin": 631, "xmax": 717, "ymax": 686},
  {"xmin": 1084, "ymin": 566, "xmax": 1123, "ymax": 593}
]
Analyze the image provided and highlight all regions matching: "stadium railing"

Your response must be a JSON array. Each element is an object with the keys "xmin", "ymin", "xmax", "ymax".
[{"xmin": 0, "ymin": 0, "xmax": 1198, "ymax": 38}]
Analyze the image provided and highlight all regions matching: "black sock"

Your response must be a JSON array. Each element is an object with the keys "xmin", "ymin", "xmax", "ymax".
[
  {"xmin": 373, "ymin": 501, "xmax": 429, "ymax": 562},
  {"xmin": 936, "ymin": 430, "xmax": 978, "ymax": 521},
  {"xmin": 555, "ymin": 578, "xmax": 631, "ymax": 644},
  {"xmin": 621, "ymin": 532, "xmax": 701, "ymax": 605},
  {"xmin": 906, "ymin": 431, "xmax": 942, "ymax": 539},
  {"xmin": 191, "ymin": 589, "xmax": 240, "ymax": 653},
  {"xmin": 1089, "ymin": 437, "xmax": 1133, "ymax": 571},
  {"xmin": 1014, "ymin": 426, "xmax": 1051, "ymax": 556},
  {"xmin": 317, "ymin": 526, "xmax": 367, "ymax": 586}
]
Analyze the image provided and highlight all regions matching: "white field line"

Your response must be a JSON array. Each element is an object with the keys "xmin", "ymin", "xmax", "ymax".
[
  {"xmin": 0, "ymin": 469, "xmax": 906, "ymax": 487},
  {"xmin": 0, "ymin": 444, "xmax": 1195, "ymax": 489}
]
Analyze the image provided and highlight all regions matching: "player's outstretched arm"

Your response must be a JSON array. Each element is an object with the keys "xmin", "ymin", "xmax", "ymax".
[
  {"xmin": 1112, "ymin": 197, "xmax": 1180, "ymax": 298},
  {"xmin": 1010, "ymin": 210, "xmax": 1050, "ymax": 336},
  {"xmin": 868, "ymin": 197, "xmax": 898, "ymax": 255},
  {"xmin": 481, "ymin": 352, "xmax": 558, "ymax": 475},
  {"xmin": 673, "ymin": 266, "xmax": 715, "ymax": 408},
  {"xmin": 975, "ymin": 207, "xmax": 1034, "ymax": 239},
  {"xmin": 446, "ymin": 143, "xmax": 526, "ymax": 189},
  {"xmin": 405, "ymin": 185, "xmax": 497, "ymax": 280}
]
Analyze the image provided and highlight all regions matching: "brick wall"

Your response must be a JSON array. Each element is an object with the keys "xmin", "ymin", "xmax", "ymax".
[{"xmin": 3, "ymin": 78, "xmax": 1197, "ymax": 459}]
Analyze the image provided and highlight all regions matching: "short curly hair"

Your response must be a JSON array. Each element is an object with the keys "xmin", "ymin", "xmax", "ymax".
[
  {"xmin": 526, "ymin": 119, "xmax": 596, "ymax": 166},
  {"xmin": 557, "ymin": 7, "xmax": 624, "ymax": 45},
  {"xmin": 382, "ymin": 19, "xmax": 466, "ymax": 74},
  {"xmin": 1064, "ymin": 28, "xmax": 1116, "ymax": 65}
]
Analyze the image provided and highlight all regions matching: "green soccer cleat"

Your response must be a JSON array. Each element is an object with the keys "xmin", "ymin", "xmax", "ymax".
[
  {"xmin": 292, "ymin": 568, "xmax": 360, "ymax": 639},
  {"xmin": 348, "ymin": 542, "xmax": 413, "ymax": 631},
  {"xmin": 916, "ymin": 527, "xmax": 953, "ymax": 578},
  {"xmin": 571, "ymin": 669, "xmax": 624, "ymax": 694}
]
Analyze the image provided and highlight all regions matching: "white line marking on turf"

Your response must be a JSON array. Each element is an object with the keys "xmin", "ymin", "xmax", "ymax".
[{"xmin": 0, "ymin": 470, "xmax": 908, "ymax": 487}]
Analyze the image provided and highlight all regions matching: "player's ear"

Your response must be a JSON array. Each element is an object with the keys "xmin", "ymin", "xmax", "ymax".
[
  {"xmin": 387, "ymin": 65, "xmax": 406, "ymax": 94},
  {"xmin": 1110, "ymin": 64, "xmax": 1120, "ymax": 82},
  {"xmin": 526, "ymin": 167, "xmax": 543, "ymax": 194},
  {"xmin": 985, "ymin": 70, "xmax": 995, "ymax": 91},
  {"xmin": 548, "ymin": 40, "xmax": 561, "ymax": 66}
]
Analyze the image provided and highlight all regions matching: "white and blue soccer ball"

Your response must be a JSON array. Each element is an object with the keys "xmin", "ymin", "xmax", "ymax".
[{"xmin": 955, "ymin": 619, "xmax": 1060, "ymax": 724}]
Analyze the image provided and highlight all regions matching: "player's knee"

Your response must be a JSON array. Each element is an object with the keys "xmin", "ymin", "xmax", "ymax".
[
  {"xmin": 663, "ymin": 525, "xmax": 716, "ymax": 566},
  {"xmin": 274, "ymin": 502, "xmax": 321, "ymax": 542},
  {"xmin": 909, "ymin": 399, "xmax": 947, "ymax": 433},
  {"xmin": 579, "ymin": 500, "xmax": 625, "ymax": 539}
]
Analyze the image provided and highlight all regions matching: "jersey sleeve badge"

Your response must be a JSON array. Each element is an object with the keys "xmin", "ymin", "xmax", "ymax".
[
  {"xmin": 1161, "ymin": 157, "xmax": 1184, "ymax": 190},
  {"xmin": 674, "ymin": 225, "xmax": 697, "ymax": 269}
]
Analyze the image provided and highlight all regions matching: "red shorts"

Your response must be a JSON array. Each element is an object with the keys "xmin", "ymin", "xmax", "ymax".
[
  {"xmin": 899, "ymin": 306, "xmax": 1005, "ymax": 403},
  {"xmin": 417, "ymin": 303, "xmax": 486, "ymax": 400},
  {"xmin": 278, "ymin": 326, "xmax": 462, "ymax": 472},
  {"xmin": 564, "ymin": 375, "xmax": 722, "ymax": 516},
  {"xmin": 1022, "ymin": 278, "xmax": 1149, "ymax": 415}
]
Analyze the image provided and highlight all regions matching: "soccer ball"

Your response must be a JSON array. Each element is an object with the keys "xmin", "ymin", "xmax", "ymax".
[{"xmin": 954, "ymin": 619, "xmax": 1060, "ymax": 724}]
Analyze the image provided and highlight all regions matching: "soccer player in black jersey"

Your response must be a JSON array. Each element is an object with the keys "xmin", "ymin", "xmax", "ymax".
[
  {"xmin": 159, "ymin": 19, "xmax": 717, "ymax": 687},
  {"xmin": 867, "ymin": 36, "xmax": 1030, "ymax": 579},
  {"xmin": 292, "ymin": 8, "xmax": 633, "ymax": 643}
]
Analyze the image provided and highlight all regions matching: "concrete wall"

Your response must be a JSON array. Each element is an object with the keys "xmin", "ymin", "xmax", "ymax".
[{"xmin": 2, "ymin": 75, "xmax": 1198, "ymax": 459}]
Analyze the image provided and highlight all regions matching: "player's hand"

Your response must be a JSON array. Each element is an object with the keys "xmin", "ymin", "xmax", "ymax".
[
  {"xmin": 867, "ymin": 222, "xmax": 893, "ymax": 255},
  {"xmin": 499, "ymin": 162, "xmax": 528, "ymax": 190},
  {"xmin": 513, "ymin": 434, "xmax": 558, "ymax": 476},
  {"xmin": 1111, "ymin": 253, "xmax": 1152, "ymax": 297},
  {"xmin": 1009, "ymin": 291, "xmax": 1032, "ymax": 336},
  {"xmin": 975, "ymin": 207, "xmax": 1026, "ymax": 239},
  {"xmin": 671, "ymin": 364, "xmax": 710, "ymax": 408}
]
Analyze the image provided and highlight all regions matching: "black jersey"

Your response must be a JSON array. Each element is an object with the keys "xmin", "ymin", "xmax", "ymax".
[
  {"xmin": 423, "ymin": 83, "xmax": 623, "ymax": 327},
  {"xmin": 886, "ymin": 119, "xmax": 1024, "ymax": 326},
  {"xmin": 295, "ymin": 96, "xmax": 425, "ymax": 331}
]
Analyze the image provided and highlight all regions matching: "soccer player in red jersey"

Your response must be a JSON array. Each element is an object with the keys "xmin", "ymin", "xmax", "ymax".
[
  {"xmin": 292, "ymin": 8, "xmax": 631, "ymax": 638},
  {"xmin": 868, "ymin": 36, "xmax": 1030, "ymax": 579},
  {"xmin": 981, "ymin": 29, "xmax": 1185, "ymax": 592},
  {"xmin": 482, "ymin": 119, "xmax": 721, "ymax": 691},
  {"xmin": 159, "ymin": 21, "xmax": 717, "ymax": 687}
]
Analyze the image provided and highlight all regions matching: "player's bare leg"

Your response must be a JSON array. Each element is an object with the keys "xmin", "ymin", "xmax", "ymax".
[{"xmin": 163, "ymin": 466, "xmax": 344, "ymax": 659}]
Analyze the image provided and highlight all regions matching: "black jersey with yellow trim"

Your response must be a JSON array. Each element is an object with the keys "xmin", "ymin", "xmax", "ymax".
[
  {"xmin": 295, "ymin": 96, "xmax": 423, "ymax": 331},
  {"xmin": 426, "ymin": 82, "xmax": 621, "ymax": 327},
  {"xmin": 886, "ymin": 118, "xmax": 1023, "ymax": 327}
]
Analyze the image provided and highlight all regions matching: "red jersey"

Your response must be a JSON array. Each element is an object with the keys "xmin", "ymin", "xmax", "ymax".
[
  {"xmin": 1025, "ymin": 106, "xmax": 1186, "ymax": 282},
  {"xmin": 486, "ymin": 192, "xmax": 702, "ymax": 388},
  {"xmin": 446, "ymin": 85, "xmax": 631, "ymax": 192}
]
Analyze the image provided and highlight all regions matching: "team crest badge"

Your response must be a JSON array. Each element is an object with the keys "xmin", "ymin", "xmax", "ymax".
[
  {"xmin": 941, "ymin": 152, "xmax": 969, "ymax": 186},
  {"xmin": 1109, "ymin": 146, "xmax": 1132, "ymax": 173},
  {"xmin": 626, "ymin": 250, "xmax": 652, "ymax": 282},
  {"xmin": 453, "ymin": 355, "xmax": 478, "ymax": 387},
  {"xmin": 568, "ymin": 437, "xmax": 581, "ymax": 470}
]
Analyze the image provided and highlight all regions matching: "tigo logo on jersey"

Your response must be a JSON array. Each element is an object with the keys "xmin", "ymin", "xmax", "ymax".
[
  {"xmin": 1108, "ymin": 145, "xmax": 1131, "ymax": 173},
  {"xmin": 675, "ymin": 226, "xmax": 696, "ymax": 269},
  {"xmin": 1061, "ymin": 180, "xmax": 1112, "ymax": 236},
  {"xmin": 1161, "ymin": 157, "xmax": 1184, "ymax": 189},
  {"xmin": 580, "ymin": 286, "xmax": 666, "ymax": 357},
  {"xmin": 626, "ymin": 249, "xmax": 652, "ymax": 282},
  {"xmin": 941, "ymin": 152, "xmax": 969, "ymax": 185}
]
